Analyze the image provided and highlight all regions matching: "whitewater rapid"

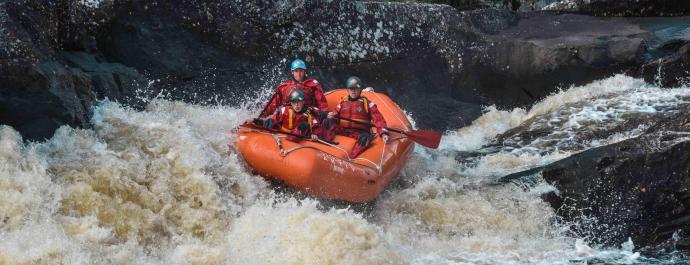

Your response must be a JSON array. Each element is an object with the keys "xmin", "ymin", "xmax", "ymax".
[{"xmin": 1, "ymin": 75, "xmax": 689, "ymax": 264}]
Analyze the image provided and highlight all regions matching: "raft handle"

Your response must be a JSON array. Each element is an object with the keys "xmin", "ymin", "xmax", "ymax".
[{"xmin": 272, "ymin": 134, "xmax": 286, "ymax": 157}]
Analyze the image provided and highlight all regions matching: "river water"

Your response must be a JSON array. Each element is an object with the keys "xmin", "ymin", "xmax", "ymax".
[{"xmin": 1, "ymin": 75, "xmax": 690, "ymax": 264}]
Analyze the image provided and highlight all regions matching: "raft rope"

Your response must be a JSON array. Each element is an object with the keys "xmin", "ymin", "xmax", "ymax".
[
  {"xmin": 317, "ymin": 138, "xmax": 383, "ymax": 175},
  {"xmin": 278, "ymin": 138, "xmax": 382, "ymax": 173},
  {"xmin": 374, "ymin": 137, "xmax": 387, "ymax": 174},
  {"xmin": 242, "ymin": 126, "xmax": 384, "ymax": 172},
  {"xmin": 271, "ymin": 134, "xmax": 285, "ymax": 156}
]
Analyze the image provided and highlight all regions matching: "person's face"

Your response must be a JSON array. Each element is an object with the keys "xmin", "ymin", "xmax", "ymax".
[
  {"xmin": 291, "ymin": 100, "xmax": 304, "ymax": 112},
  {"xmin": 348, "ymin": 87, "xmax": 362, "ymax": 99},
  {"xmin": 292, "ymin": 69, "xmax": 305, "ymax": 82}
]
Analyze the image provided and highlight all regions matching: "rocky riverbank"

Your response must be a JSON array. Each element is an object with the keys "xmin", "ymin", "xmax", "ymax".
[
  {"xmin": 2, "ymin": 0, "xmax": 689, "ymax": 141},
  {"xmin": 500, "ymin": 104, "xmax": 690, "ymax": 252}
]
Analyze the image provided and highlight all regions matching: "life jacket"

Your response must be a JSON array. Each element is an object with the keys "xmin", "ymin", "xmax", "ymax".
[
  {"xmin": 339, "ymin": 96, "xmax": 370, "ymax": 131},
  {"xmin": 279, "ymin": 106, "xmax": 315, "ymax": 133}
]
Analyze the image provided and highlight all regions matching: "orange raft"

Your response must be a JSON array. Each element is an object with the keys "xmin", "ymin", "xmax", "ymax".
[{"xmin": 234, "ymin": 89, "xmax": 415, "ymax": 203}]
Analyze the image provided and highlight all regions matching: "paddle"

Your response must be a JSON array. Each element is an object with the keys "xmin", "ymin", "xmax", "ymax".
[
  {"xmin": 240, "ymin": 122, "xmax": 338, "ymax": 145},
  {"xmin": 337, "ymin": 117, "xmax": 442, "ymax": 149}
]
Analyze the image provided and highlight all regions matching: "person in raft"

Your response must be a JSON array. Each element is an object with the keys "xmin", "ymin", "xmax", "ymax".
[
  {"xmin": 255, "ymin": 89, "xmax": 325, "ymax": 142},
  {"xmin": 324, "ymin": 76, "xmax": 390, "ymax": 158},
  {"xmin": 259, "ymin": 59, "xmax": 329, "ymax": 118}
]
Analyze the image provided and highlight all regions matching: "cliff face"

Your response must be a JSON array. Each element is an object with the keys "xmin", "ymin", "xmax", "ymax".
[{"xmin": 4, "ymin": 0, "xmax": 685, "ymax": 140}]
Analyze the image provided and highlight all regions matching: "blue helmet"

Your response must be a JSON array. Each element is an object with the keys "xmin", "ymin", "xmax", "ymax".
[{"xmin": 290, "ymin": 59, "xmax": 307, "ymax": 71}]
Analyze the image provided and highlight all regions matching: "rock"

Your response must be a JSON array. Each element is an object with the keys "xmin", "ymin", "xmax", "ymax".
[
  {"xmin": 142, "ymin": 0, "xmax": 654, "ymax": 118},
  {"xmin": 462, "ymin": 12, "xmax": 651, "ymax": 106},
  {"xmin": 0, "ymin": 1, "xmax": 145, "ymax": 141},
  {"xmin": 102, "ymin": 14, "xmax": 256, "ymax": 104},
  {"xmin": 501, "ymin": 106, "xmax": 690, "ymax": 251},
  {"xmin": 641, "ymin": 40, "xmax": 690, "ymax": 87},
  {"xmin": 543, "ymin": 0, "xmax": 690, "ymax": 17},
  {"xmin": 416, "ymin": 0, "xmax": 523, "ymax": 11},
  {"xmin": 61, "ymin": 51, "xmax": 144, "ymax": 100},
  {"xmin": 0, "ymin": 0, "xmax": 680, "ymax": 138},
  {"xmin": 96, "ymin": 0, "xmax": 486, "ymax": 129},
  {"xmin": 0, "ymin": 55, "xmax": 143, "ymax": 141}
]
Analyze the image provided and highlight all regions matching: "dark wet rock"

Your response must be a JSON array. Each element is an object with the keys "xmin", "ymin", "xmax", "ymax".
[
  {"xmin": 0, "ymin": 0, "xmax": 681, "ymax": 139},
  {"xmin": 93, "ymin": 0, "xmax": 491, "ymax": 129},
  {"xmin": 146, "ymin": 0, "xmax": 653, "ymax": 120},
  {"xmin": 543, "ymin": 0, "xmax": 690, "ymax": 17},
  {"xmin": 0, "ymin": 53, "xmax": 144, "ymax": 141},
  {"xmin": 501, "ymin": 106, "xmax": 690, "ymax": 251},
  {"xmin": 641, "ymin": 40, "xmax": 690, "ymax": 87},
  {"xmin": 61, "ymin": 51, "xmax": 144, "ymax": 100},
  {"xmin": 465, "ymin": 12, "xmax": 651, "ymax": 106},
  {"xmin": 102, "ymin": 14, "xmax": 259, "ymax": 104},
  {"xmin": 0, "ymin": 1, "xmax": 144, "ymax": 141},
  {"xmin": 412, "ymin": 0, "xmax": 524, "ymax": 11}
]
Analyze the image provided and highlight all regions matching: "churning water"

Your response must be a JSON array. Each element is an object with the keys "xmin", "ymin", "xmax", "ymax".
[{"xmin": 1, "ymin": 75, "xmax": 690, "ymax": 264}]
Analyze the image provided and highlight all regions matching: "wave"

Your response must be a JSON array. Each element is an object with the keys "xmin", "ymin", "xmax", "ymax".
[{"xmin": 1, "ymin": 75, "xmax": 689, "ymax": 264}]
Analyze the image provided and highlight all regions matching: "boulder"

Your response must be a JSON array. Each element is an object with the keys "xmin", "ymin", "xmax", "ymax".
[
  {"xmin": 0, "ymin": 0, "xmax": 680, "ymax": 138},
  {"xmin": 122, "ymin": 0, "xmax": 653, "ymax": 119},
  {"xmin": 462, "ymin": 12, "xmax": 651, "ymax": 106},
  {"xmin": 501, "ymin": 106, "xmax": 690, "ymax": 251},
  {"xmin": 102, "ymin": 14, "xmax": 258, "ymax": 104},
  {"xmin": 543, "ymin": 0, "xmax": 690, "ymax": 17},
  {"xmin": 97, "ymin": 0, "xmax": 486, "ymax": 129},
  {"xmin": 0, "ymin": 1, "xmax": 144, "ymax": 141},
  {"xmin": 641, "ymin": 40, "xmax": 690, "ymax": 87}
]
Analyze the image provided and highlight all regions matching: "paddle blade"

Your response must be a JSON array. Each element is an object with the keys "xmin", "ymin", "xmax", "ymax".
[{"xmin": 405, "ymin": 130, "xmax": 442, "ymax": 149}]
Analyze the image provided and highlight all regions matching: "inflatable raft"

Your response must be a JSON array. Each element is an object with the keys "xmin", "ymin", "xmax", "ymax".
[{"xmin": 234, "ymin": 89, "xmax": 415, "ymax": 203}]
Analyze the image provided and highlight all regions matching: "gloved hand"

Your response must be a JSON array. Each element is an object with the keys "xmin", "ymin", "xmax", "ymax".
[
  {"xmin": 317, "ymin": 110, "xmax": 329, "ymax": 120},
  {"xmin": 263, "ymin": 119, "xmax": 275, "ymax": 129},
  {"xmin": 297, "ymin": 121, "xmax": 310, "ymax": 133},
  {"xmin": 381, "ymin": 133, "xmax": 390, "ymax": 143},
  {"xmin": 357, "ymin": 132, "xmax": 371, "ymax": 147},
  {"xmin": 323, "ymin": 117, "xmax": 336, "ymax": 129},
  {"xmin": 253, "ymin": 118, "xmax": 263, "ymax": 126}
]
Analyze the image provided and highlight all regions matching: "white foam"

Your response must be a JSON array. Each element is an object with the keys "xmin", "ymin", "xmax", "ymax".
[
  {"xmin": 227, "ymin": 199, "xmax": 402, "ymax": 265},
  {"xmin": 79, "ymin": 0, "xmax": 103, "ymax": 8},
  {"xmin": 440, "ymin": 75, "xmax": 655, "ymax": 152},
  {"xmin": 435, "ymin": 75, "xmax": 690, "ymax": 180},
  {"xmin": 1, "ymin": 75, "xmax": 689, "ymax": 264}
]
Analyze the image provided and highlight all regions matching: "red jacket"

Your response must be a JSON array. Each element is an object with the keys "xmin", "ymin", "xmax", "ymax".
[
  {"xmin": 262, "ymin": 79, "xmax": 328, "ymax": 117},
  {"xmin": 266, "ymin": 106, "xmax": 320, "ymax": 141},
  {"xmin": 333, "ymin": 96, "xmax": 387, "ymax": 135}
]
